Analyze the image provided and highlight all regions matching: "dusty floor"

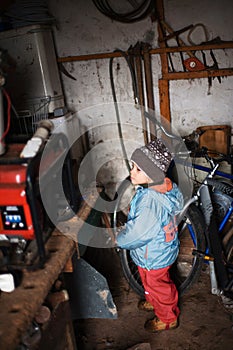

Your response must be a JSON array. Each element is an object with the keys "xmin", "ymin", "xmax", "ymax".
[{"xmin": 73, "ymin": 247, "xmax": 233, "ymax": 350}]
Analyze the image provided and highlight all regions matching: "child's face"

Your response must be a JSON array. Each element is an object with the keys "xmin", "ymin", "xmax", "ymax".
[{"xmin": 130, "ymin": 162, "xmax": 152, "ymax": 185}]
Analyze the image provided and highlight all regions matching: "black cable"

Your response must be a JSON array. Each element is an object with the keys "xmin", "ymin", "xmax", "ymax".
[
  {"xmin": 93, "ymin": 0, "xmax": 156, "ymax": 23},
  {"xmin": 109, "ymin": 49, "xmax": 139, "ymax": 173},
  {"xmin": 116, "ymin": 49, "xmax": 138, "ymax": 103},
  {"xmin": 106, "ymin": 0, "xmax": 152, "ymax": 21}
]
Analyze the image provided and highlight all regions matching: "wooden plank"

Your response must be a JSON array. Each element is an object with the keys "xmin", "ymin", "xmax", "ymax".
[
  {"xmin": 150, "ymin": 41, "xmax": 233, "ymax": 55},
  {"xmin": 0, "ymin": 184, "xmax": 100, "ymax": 350},
  {"xmin": 57, "ymin": 42, "xmax": 233, "ymax": 63},
  {"xmin": 163, "ymin": 68, "xmax": 233, "ymax": 80},
  {"xmin": 0, "ymin": 235, "xmax": 75, "ymax": 350},
  {"xmin": 56, "ymin": 184, "xmax": 102, "ymax": 243},
  {"xmin": 158, "ymin": 79, "xmax": 171, "ymax": 123}
]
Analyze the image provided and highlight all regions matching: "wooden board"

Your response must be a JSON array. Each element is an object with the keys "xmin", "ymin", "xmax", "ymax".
[{"xmin": 0, "ymin": 183, "xmax": 101, "ymax": 349}]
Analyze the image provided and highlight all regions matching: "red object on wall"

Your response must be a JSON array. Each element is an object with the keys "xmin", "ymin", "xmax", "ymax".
[{"xmin": 184, "ymin": 57, "xmax": 206, "ymax": 71}]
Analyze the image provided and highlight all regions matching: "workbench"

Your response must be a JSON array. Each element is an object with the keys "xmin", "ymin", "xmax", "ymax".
[{"xmin": 0, "ymin": 185, "xmax": 101, "ymax": 350}]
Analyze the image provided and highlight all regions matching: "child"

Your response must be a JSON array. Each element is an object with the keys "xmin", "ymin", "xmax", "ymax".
[{"xmin": 116, "ymin": 138, "xmax": 184, "ymax": 332}]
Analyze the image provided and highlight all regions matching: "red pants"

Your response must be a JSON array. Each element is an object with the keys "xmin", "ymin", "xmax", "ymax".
[{"xmin": 138, "ymin": 265, "xmax": 180, "ymax": 323}]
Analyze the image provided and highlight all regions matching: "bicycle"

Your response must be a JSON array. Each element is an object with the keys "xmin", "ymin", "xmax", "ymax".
[{"xmin": 111, "ymin": 112, "xmax": 233, "ymax": 309}]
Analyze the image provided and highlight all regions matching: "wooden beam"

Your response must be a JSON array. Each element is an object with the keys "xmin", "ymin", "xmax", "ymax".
[
  {"xmin": 57, "ymin": 42, "xmax": 233, "ymax": 63},
  {"xmin": 163, "ymin": 68, "xmax": 233, "ymax": 80},
  {"xmin": 150, "ymin": 41, "xmax": 233, "ymax": 55},
  {"xmin": 0, "ymin": 184, "xmax": 100, "ymax": 350},
  {"xmin": 159, "ymin": 79, "xmax": 171, "ymax": 123},
  {"xmin": 0, "ymin": 235, "xmax": 76, "ymax": 350}
]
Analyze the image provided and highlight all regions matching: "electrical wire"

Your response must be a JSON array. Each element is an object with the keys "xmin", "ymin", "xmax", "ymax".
[
  {"xmin": 93, "ymin": 0, "xmax": 156, "ymax": 23},
  {"xmin": 109, "ymin": 49, "xmax": 139, "ymax": 173},
  {"xmin": 4, "ymin": 0, "xmax": 56, "ymax": 28}
]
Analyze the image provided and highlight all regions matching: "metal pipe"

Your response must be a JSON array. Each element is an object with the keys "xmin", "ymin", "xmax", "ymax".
[
  {"xmin": 133, "ymin": 44, "xmax": 148, "ymax": 144},
  {"xmin": 143, "ymin": 44, "xmax": 156, "ymax": 140}
]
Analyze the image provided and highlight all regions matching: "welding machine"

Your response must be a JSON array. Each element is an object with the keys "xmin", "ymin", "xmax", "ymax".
[{"xmin": 0, "ymin": 121, "xmax": 78, "ymax": 274}]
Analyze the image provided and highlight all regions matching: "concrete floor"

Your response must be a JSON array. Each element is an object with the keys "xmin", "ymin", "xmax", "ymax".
[{"xmin": 73, "ymin": 247, "xmax": 233, "ymax": 350}]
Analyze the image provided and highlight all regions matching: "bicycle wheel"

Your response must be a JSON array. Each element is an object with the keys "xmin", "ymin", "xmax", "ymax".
[
  {"xmin": 112, "ymin": 178, "xmax": 206, "ymax": 297},
  {"xmin": 112, "ymin": 176, "xmax": 135, "ymax": 229},
  {"xmin": 209, "ymin": 179, "xmax": 233, "ymax": 268},
  {"xmin": 112, "ymin": 177, "xmax": 144, "ymax": 296},
  {"xmin": 171, "ymin": 204, "xmax": 206, "ymax": 295},
  {"xmin": 224, "ymin": 230, "xmax": 233, "ymax": 264}
]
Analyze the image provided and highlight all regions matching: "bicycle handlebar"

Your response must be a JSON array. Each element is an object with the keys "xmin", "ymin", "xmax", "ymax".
[
  {"xmin": 144, "ymin": 111, "xmax": 233, "ymax": 166},
  {"xmin": 191, "ymin": 147, "xmax": 233, "ymax": 166},
  {"xmin": 144, "ymin": 112, "xmax": 181, "ymax": 141}
]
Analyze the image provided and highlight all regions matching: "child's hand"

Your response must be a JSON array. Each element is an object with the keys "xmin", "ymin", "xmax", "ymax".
[{"xmin": 115, "ymin": 225, "xmax": 125, "ymax": 235}]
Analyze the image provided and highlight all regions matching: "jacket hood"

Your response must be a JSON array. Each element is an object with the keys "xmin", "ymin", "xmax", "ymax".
[{"xmin": 149, "ymin": 177, "xmax": 184, "ymax": 215}]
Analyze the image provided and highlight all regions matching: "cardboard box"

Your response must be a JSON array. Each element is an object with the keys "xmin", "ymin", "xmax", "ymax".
[{"xmin": 197, "ymin": 125, "xmax": 231, "ymax": 155}]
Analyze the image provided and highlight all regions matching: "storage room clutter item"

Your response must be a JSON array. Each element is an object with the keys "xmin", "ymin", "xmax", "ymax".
[{"xmin": 196, "ymin": 125, "xmax": 231, "ymax": 155}]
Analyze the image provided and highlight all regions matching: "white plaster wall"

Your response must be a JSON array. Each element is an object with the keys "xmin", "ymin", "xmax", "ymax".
[
  {"xmin": 164, "ymin": 0, "xmax": 233, "ymax": 134},
  {"xmin": 48, "ymin": 0, "xmax": 233, "ymax": 193}
]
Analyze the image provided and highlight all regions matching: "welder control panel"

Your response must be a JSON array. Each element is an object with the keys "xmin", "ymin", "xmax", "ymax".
[{"xmin": 0, "ymin": 205, "xmax": 27, "ymax": 231}]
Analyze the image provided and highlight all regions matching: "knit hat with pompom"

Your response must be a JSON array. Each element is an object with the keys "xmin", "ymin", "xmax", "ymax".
[{"xmin": 130, "ymin": 138, "xmax": 173, "ymax": 184}]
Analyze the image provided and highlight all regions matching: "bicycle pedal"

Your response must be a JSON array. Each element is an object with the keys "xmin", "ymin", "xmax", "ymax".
[
  {"xmin": 220, "ymin": 295, "xmax": 233, "ymax": 311},
  {"xmin": 192, "ymin": 250, "xmax": 214, "ymax": 261},
  {"xmin": 204, "ymin": 255, "xmax": 214, "ymax": 261}
]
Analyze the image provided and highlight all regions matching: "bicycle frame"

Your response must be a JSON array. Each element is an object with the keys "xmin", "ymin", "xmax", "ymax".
[{"xmin": 181, "ymin": 160, "xmax": 233, "ymax": 298}]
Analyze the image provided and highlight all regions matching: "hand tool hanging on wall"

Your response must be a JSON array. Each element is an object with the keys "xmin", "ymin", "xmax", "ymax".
[
  {"xmin": 160, "ymin": 20, "xmax": 206, "ymax": 72},
  {"xmin": 188, "ymin": 24, "xmax": 221, "ymax": 87},
  {"xmin": 142, "ymin": 42, "xmax": 156, "ymax": 140},
  {"xmin": 109, "ymin": 48, "xmax": 140, "ymax": 172},
  {"xmin": 129, "ymin": 42, "xmax": 149, "ymax": 144},
  {"xmin": 159, "ymin": 23, "xmax": 193, "ymax": 72},
  {"xmin": 129, "ymin": 41, "xmax": 158, "ymax": 143}
]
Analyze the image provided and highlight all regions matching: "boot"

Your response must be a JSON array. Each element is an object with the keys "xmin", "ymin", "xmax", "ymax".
[
  {"xmin": 138, "ymin": 300, "xmax": 154, "ymax": 311},
  {"xmin": 144, "ymin": 316, "xmax": 178, "ymax": 332}
]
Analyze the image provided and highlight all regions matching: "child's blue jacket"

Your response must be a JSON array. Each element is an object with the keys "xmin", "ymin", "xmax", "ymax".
[{"xmin": 116, "ymin": 178, "xmax": 184, "ymax": 270}]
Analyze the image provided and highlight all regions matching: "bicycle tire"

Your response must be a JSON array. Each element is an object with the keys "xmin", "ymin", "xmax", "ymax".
[
  {"xmin": 112, "ymin": 179, "xmax": 206, "ymax": 297},
  {"xmin": 172, "ymin": 204, "xmax": 206, "ymax": 295},
  {"xmin": 207, "ymin": 178, "xmax": 233, "ymax": 198},
  {"xmin": 208, "ymin": 179, "xmax": 233, "ymax": 267},
  {"xmin": 224, "ymin": 231, "xmax": 233, "ymax": 264}
]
